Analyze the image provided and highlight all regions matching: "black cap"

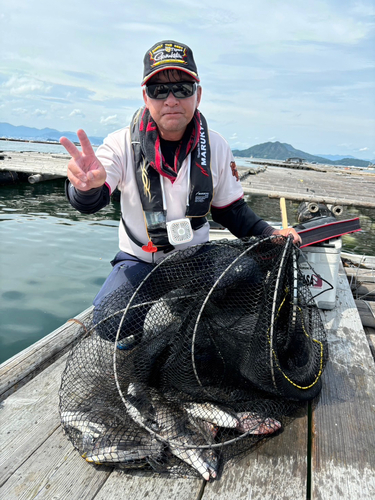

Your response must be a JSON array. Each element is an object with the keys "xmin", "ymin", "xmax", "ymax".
[{"xmin": 142, "ymin": 40, "xmax": 200, "ymax": 85}]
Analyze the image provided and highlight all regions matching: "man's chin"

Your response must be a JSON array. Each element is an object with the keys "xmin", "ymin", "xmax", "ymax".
[{"xmin": 159, "ymin": 120, "xmax": 187, "ymax": 137}]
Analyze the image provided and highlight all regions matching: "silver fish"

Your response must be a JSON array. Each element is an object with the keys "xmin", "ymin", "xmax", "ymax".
[
  {"xmin": 143, "ymin": 289, "xmax": 189, "ymax": 340},
  {"xmin": 182, "ymin": 402, "xmax": 239, "ymax": 428},
  {"xmin": 60, "ymin": 410, "xmax": 107, "ymax": 438},
  {"xmin": 85, "ymin": 438, "xmax": 163, "ymax": 465},
  {"xmin": 126, "ymin": 383, "xmax": 219, "ymax": 480}
]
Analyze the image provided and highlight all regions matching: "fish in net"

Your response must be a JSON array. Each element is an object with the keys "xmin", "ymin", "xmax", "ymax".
[{"xmin": 59, "ymin": 235, "xmax": 328, "ymax": 480}]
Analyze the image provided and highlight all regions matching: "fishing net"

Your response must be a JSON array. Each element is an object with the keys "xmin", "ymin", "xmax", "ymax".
[{"xmin": 59, "ymin": 235, "xmax": 328, "ymax": 480}]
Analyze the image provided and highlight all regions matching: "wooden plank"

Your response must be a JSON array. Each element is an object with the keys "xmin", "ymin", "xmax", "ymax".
[
  {"xmin": 240, "ymin": 165, "xmax": 375, "ymax": 208},
  {"xmin": 0, "ymin": 151, "xmax": 69, "ymax": 177},
  {"xmin": 311, "ymin": 267, "xmax": 375, "ymax": 499},
  {"xmin": 348, "ymin": 284, "xmax": 375, "ymax": 300},
  {"xmin": 365, "ymin": 327, "xmax": 375, "ymax": 360},
  {"xmin": 345, "ymin": 268, "xmax": 375, "ymax": 280},
  {"xmin": 1, "ymin": 424, "xmax": 202, "ymax": 500},
  {"xmin": 0, "ymin": 426, "xmax": 112, "ymax": 500},
  {"xmin": 355, "ymin": 300, "xmax": 375, "ymax": 328},
  {"xmin": 345, "ymin": 268, "xmax": 375, "ymax": 300},
  {"xmin": 0, "ymin": 306, "xmax": 93, "ymax": 401},
  {"xmin": 341, "ymin": 253, "xmax": 375, "ymax": 269},
  {"xmin": 0, "ymin": 354, "xmax": 68, "ymax": 486},
  {"xmin": 203, "ymin": 409, "xmax": 308, "ymax": 499},
  {"xmin": 93, "ymin": 469, "xmax": 203, "ymax": 500}
]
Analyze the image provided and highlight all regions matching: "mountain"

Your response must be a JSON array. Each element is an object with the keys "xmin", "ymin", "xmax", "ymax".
[
  {"xmin": 232, "ymin": 141, "xmax": 372, "ymax": 168},
  {"xmin": 317, "ymin": 154, "xmax": 357, "ymax": 161},
  {"xmin": 0, "ymin": 123, "xmax": 104, "ymax": 146},
  {"xmin": 1, "ymin": 124, "xmax": 372, "ymax": 167}
]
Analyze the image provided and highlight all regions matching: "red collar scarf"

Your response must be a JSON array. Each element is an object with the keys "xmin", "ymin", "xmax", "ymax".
[{"xmin": 138, "ymin": 107, "xmax": 201, "ymax": 184}]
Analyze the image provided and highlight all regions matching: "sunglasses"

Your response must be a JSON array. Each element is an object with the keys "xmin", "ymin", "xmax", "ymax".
[{"xmin": 145, "ymin": 81, "xmax": 197, "ymax": 100}]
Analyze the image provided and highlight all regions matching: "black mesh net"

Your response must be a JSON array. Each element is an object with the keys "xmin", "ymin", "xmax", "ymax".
[{"xmin": 59, "ymin": 236, "xmax": 328, "ymax": 480}]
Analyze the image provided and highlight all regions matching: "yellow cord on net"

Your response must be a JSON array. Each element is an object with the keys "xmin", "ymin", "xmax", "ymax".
[{"xmin": 266, "ymin": 290, "xmax": 324, "ymax": 390}]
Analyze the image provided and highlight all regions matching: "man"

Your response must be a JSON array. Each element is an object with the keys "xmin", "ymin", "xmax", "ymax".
[{"xmin": 60, "ymin": 40, "xmax": 301, "ymax": 307}]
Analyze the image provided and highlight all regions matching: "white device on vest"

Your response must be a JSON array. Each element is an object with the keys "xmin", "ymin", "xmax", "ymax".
[
  {"xmin": 166, "ymin": 218, "xmax": 194, "ymax": 245},
  {"xmin": 161, "ymin": 161, "xmax": 194, "ymax": 246}
]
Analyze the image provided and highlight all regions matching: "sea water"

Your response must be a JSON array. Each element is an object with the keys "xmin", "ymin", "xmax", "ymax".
[{"xmin": 1, "ymin": 140, "xmax": 374, "ymax": 363}]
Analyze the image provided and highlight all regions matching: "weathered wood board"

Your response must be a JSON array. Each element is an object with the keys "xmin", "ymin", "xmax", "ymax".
[
  {"xmin": 355, "ymin": 300, "xmax": 375, "ymax": 328},
  {"xmin": 0, "ymin": 151, "xmax": 69, "ymax": 177},
  {"xmin": 240, "ymin": 165, "xmax": 375, "ymax": 208},
  {"xmin": 311, "ymin": 268, "xmax": 375, "ymax": 499},
  {"xmin": 341, "ymin": 253, "xmax": 375, "ymax": 269},
  {"xmin": 0, "ymin": 426, "xmax": 112, "ymax": 500},
  {"xmin": 203, "ymin": 412, "xmax": 308, "ymax": 500},
  {"xmin": 0, "ymin": 355, "xmax": 67, "ymax": 486},
  {"xmin": 345, "ymin": 268, "xmax": 375, "ymax": 300},
  {"xmin": 93, "ymin": 470, "xmax": 204, "ymax": 500},
  {"xmin": 364, "ymin": 326, "xmax": 375, "ymax": 360}
]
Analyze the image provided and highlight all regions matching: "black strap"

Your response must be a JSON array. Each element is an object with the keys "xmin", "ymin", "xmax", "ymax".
[{"xmin": 121, "ymin": 215, "xmax": 174, "ymax": 253}]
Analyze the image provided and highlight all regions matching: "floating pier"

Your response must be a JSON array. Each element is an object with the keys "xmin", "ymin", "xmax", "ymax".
[
  {"xmin": 236, "ymin": 159, "xmax": 375, "ymax": 208},
  {"xmin": 2, "ymin": 151, "xmax": 375, "ymax": 210},
  {"xmin": 0, "ymin": 151, "xmax": 67, "ymax": 184}
]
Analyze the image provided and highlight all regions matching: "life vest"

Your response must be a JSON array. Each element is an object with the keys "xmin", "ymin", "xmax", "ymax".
[{"xmin": 125, "ymin": 108, "xmax": 213, "ymax": 253}]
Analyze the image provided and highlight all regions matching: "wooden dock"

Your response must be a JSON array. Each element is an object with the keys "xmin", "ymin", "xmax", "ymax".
[
  {"xmin": 1, "ymin": 151, "xmax": 375, "ymax": 210},
  {"xmin": 0, "ymin": 151, "xmax": 67, "ymax": 184},
  {"xmin": 1, "ymin": 263, "xmax": 375, "ymax": 499},
  {"xmin": 237, "ymin": 161, "xmax": 375, "ymax": 208}
]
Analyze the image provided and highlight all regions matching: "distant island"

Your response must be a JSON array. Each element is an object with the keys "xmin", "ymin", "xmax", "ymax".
[
  {"xmin": 0, "ymin": 122, "xmax": 373, "ymax": 168},
  {"xmin": 0, "ymin": 122, "xmax": 104, "ymax": 147},
  {"xmin": 232, "ymin": 141, "xmax": 373, "ymax": 168}
]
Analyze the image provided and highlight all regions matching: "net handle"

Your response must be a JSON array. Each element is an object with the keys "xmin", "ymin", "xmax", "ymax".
[{"xmin": 268, "ymin": 236, "xmax": 292, "ymax": 389}]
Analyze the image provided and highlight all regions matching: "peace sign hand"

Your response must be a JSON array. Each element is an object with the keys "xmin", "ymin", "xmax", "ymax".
[{"xmin": 60, "ymin": 129, "xmax": 106, "ymax": 191}]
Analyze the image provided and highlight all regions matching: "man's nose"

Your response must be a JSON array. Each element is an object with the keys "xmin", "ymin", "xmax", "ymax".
[{"xmin": 164, "ymin": 91, "xmax": 179, "ymax": 105}]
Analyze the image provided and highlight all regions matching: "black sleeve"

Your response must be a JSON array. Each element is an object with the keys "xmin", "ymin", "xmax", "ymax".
[
  {"xmin": 211, "ymin": 198, "xmax": 275, "ymax": 238},
  {"xmin": 65, "ymin": 180, "xmax": 111, "ymax": 214}
]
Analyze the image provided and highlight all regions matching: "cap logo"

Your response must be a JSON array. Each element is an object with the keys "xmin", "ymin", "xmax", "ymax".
[{"xmin": 149, "ymin": 43, "xmax": 188, "ymax": 68}]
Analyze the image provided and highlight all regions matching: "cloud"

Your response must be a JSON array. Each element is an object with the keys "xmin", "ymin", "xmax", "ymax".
[
  {"xmin": 3, "ymin": 76, "xmax": 51, "ymax": 95},
  {"xmin": 13, "ymin": 107, "xmax": 28, "ymax": 114},
  {"xmin": 359, "ymin": 147, "xmax": 369, "ymax": 151},
  {"xmin": 63, "ymin": 70, "xmax": 98, "ymax": 82},
  {"xmin": 32, "ymin": 109, "xmax": 47, "ymax": 116},
  {"xmin": 69, "ymin": 109, "xmax": 86, "ymax": 118},
  {"xmin": 115, "ymin": 22, "xmax": 170, "ymax": 33},
  {"xmin": 0, "ymin": 1, "xmax": 374, "ymax": 157},
  {"xmin": 100, "ymin": 115, "xmax": 118, "ymax": 125}
]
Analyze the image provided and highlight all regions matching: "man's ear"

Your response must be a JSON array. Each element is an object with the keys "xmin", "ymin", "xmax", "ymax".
[
  {"xmin": 142, "ymin": 88, "xmax": 148, "ymax": 107},
  {"xmin": 196, "ymin": 85, "xmax": 202, "ymax": 109}
]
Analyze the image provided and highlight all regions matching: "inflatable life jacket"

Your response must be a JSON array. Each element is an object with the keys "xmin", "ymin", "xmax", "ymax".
[{"xmin": 124, "ymin": 108, "xmax": 213, "ymax": 253}]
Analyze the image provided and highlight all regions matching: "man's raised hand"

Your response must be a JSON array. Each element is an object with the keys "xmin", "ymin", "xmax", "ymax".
[{"xmin": 60, "ymin": 130, "xmax": 106, "ymax": 191}]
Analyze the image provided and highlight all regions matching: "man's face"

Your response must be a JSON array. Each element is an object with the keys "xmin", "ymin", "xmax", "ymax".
[{"xmin": 143, "ymin": 70, "xmax": 202, "ymax": 141}]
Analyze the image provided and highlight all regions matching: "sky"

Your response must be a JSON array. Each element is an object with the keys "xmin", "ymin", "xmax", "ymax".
[{"xmin": 0, "ymin": 0, "xmax": 374, "ymax": 159}]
